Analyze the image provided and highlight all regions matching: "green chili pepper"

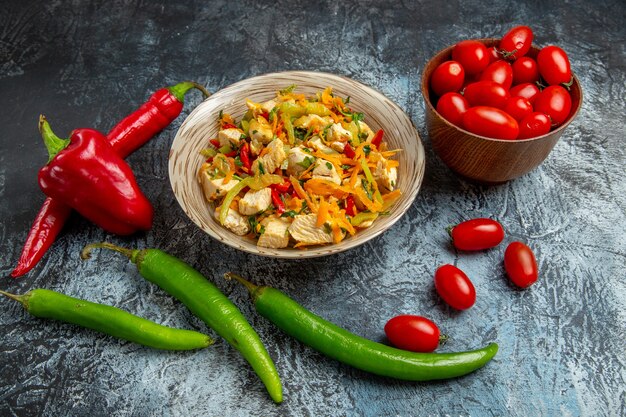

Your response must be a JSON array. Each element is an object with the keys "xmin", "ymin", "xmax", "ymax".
[
  {"xmin": 0, "ymin": 289, "xmax": 213, "ymax": 350},
  {"xmin": 81, "ymin": 243, "xmax": 282, "ymax": 403},
  {"xmin": 226, "ymin": 273, "xmax": 498, "ymax": 381}
]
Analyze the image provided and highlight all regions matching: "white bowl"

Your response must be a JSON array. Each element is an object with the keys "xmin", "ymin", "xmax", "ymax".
[{"xmin": 168, "ymin": 71, "xmax": 425, "ymax": 258}]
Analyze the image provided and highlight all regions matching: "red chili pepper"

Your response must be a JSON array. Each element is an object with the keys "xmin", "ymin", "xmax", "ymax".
[
  {"xmin": 224, "ymin": 150, "xmax": 238, "ymax": 158},
  {"xmin": 271, "ymin": 189, "xmax": 285, "ymax": 215},
  {"xmin": 240, "ymin": 142, "xmax": 252, "ymax": 171},
  {"xmin": 271, "ymin": 180, "xmax": 292, "ymax": 194},
  {"xmin": 343, "ymin": 143, "xmax": 356, "ymax": 158},
  {"xmin": 11, "ymin": 81, "xmax": 208, "ymax": 277},
  {"xmin": 371, "ymin": 129, "xmax": 384, "ymax": 147},
  {"xmin": 221, "ymin": 123, "xmax": 238, "ymax": 130},
  {"xmin": 345, "ymin": 195, "xmax": 357, "ymax": 216},
  {"xmin": 209, "ymin": 138, "xmax": 221, "ymax": 147},
  {"xmin": 37, "ymin": 116, "xmax": 153, "ymax": 235}
]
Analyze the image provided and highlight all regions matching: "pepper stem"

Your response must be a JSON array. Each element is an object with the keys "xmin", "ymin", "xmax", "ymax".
[
  {"xmin": 167, "ymin": 81, "xmax": 211, "ymax": 103},
  {"xmin": 81, "ymin": 242, "xmax": 141, "ymax": 264},
  {"xmin": 224, "ymin": 272, "xmax": 259, "ymax": 295},
  {"xmin": 0, "ymin": 290, "xmax": 25, "ymax": 305},
  {"xmin": 39, "ymin": 115, "xmax": 70, "ymax": 163}
]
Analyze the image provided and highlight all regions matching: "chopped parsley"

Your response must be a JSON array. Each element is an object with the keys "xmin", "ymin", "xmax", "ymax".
[
  {"xmin": 234, "ymin": 156, "xmax": 243, "ymax": 167},
  {"xmin": 258, "ymin": 162, "xmax": 266, "ymax": 174},
  {"xmin": 280, "ymin": 84, "xmax": 297, "ymax": 95},
  {"xmin": 363, "ymin": 145, "xmax": 371, "ymax": 157},
  {"xmin": 325, "ymin": 162, "xmax": 333, "ymax": 170},
  {"xmin": 297, "ymin": 156, "xmax": 315, "ymax": 169},
  {"xmin": 281, "ymin": 210, "xmax": 297, "ymax": 218}
]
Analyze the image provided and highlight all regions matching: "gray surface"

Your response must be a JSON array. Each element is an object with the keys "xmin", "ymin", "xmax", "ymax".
[{"xmin": 1, "ymin": 0, "xmax": 625, "ymax": 416}]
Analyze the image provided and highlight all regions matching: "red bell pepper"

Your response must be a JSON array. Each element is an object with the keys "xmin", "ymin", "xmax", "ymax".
[
  {"xmin": 371, "ymin": 129, "xmax": 384, "ymax": 147},
  {"xmin": 345, "ymin": 195, "xmax": 357, "ymax": 217},
  {"xmin": 38, "ymin": 116, "xmax": 154, "ymax": 235},
  {"xmin": 209, "ymin": 138, "xmax": 221, "ymax": 148},
  {"xmin": 239, "ymin": 142, "xmax": 252, "ymax": 172},
  {"xmin": 271, "ymin": 188, "xmax": 286, "ymax": 215},
  {"xmin": 343, "ymin": 143, "xmax": 356, "ymax": 159},
  {"xmin": 11, "ymin": 81, "xmax": 207, "ymax": 277},
  {"xmin": 271, "ymin": 180, "xmax": 292, "ymax": 194}
]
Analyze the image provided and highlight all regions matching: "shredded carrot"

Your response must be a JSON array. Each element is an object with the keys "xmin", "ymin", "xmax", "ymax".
[
  {"xmin": 387, "ymin": 160, "xmax": 400, "ymax": 168},
  {"xmin": 331, "ymin": 221, "xmax": 343, "ymax": 244},
  {"xmin": 349, "ymin": 163, "xmax": 362, "ymax": 188},
  {"xmin": 316, "ymin": 199, "xmax": 330, "ymax": 227},
  {"xmin": 290, "ymin": 176, "xmax": 317, "ymax": 212},
  {"xmin": 381, "ymin": 149, "xmax": 402, "ymax": 158}
]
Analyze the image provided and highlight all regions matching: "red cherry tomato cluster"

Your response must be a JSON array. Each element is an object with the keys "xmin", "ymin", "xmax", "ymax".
[
  {"xmin": 431, "ymin": 26, "xmax": 575, "ymax": 140},
  {"xmin": 384, "ymin": 218, "xmax": 539, "ymax": 353}
]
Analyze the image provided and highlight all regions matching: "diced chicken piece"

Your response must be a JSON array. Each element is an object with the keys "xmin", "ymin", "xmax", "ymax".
[
  {"xmin": 330, "ymin": 141, "xmax": 345, "ymax": 153},
  {"xmin": 218, "ymin": 128, "xmax": 243, "ymax": 148},
  {"xmin": 246, "ymin": 99, "xmax": 276, "ymax": 117},
  {"xmin": 261, "ymin": 99, "xmax": 278, "ymax": 113},
  {"xmin": 248, "ymin": 119, "xmax": 274, "ymax": 145},
  {"xmin": 286, "ymin": 146, "xmax": 315, "ymax": 177},
  {"xmin": 293, "ymin": 114, "xmax": 331, "ymax": 130},
  {"xmin": 214, "ymin": 206, "xmax": 250, "ymax": 236},
  {"xmin": 200, "ymin": 173, "xmax": 239, "ymax": 202},
  {"xmin": 252, "ymin": 139, "xmax": 288, "ymax": 175},
  {"xmin": 238, "ymin": 187, "xmax": 272, "ymax": 215},
  {"xmin": 374, "ymin": 156, "xmax": 398, "ymax": 193},
  {"xmin": 328, "ymin": 123, "xmax": 353, "ymax": 143},
  {"xmin": 307, "ymin": 136, "xmax": 336, "ymax": 154},
  {"xmin": 312, "ymin": 159, "xmax": 341, "ymax": 185},
  {"xmin": 257, "ymin": 217, "xmax": 290, "ymax": 249},
  {"xmin": 288, "ymin": 214, "xmax": 333, "ymax": 245}
]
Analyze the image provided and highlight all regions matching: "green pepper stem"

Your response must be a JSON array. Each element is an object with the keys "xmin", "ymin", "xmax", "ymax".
[
  {"xmin": 224, "ymin": 272, "xmax": 259, "ymax": 295},
  {"xmin": 0, "ymin": 290, "xmax": 25, "ymax": 305},
  {"xmin": 167, "ymin": 81, "xmax": 211, "ymax": 102},
  {"xmin": 39, "ymin": 115, "xmax": 70, "ymax": 163},
  {"xmin": 81, "ymin": 242, "xmax": 141, "ymax": 264}
]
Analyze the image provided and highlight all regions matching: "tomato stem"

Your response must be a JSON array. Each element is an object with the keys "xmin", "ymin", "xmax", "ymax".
[
  {"xmin": 445, "ymin": 225, "xmax": 454, "ymax": 238},
  {"xmin": 561, "ymin": 76, "xmax": 574, "ymax": 91},
  {"xmin": 438, "ymin": 334, "xmax": 449, "ymax": 346}
]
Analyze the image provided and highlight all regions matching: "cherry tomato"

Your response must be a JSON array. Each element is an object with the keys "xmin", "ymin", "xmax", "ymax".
[
  {"xmin": 452, "ymin": 40, "xmax": 490, "ymax": 76},
  {"xmin": 537, "ymin": 45, "xmax": 572, "ymax": 86},
  {"xmin": 487, "ymin": 45, "xmax": 501, "ymax": 63},
  {"xmin": 509, "ymin": 82, "xmax": 541, "ymax": 104},
  {"xmin": 503, "ymin": 96, "xmax": 533, "ymax": 122},
  {"xmin": 463, "ymin": 81, "xmax": 510, "ymax": 109},
  {"xmin": 504, "ymin": 241, "xmax": 538, "ymax": 288},
  {"xmin": 512, "ymin": 57, "xmax": 540, "ymax": 85},
  {"xmin": 384, "ymin": 315, "xmax": 441, "ymax": 353},
  {"xmin": 499, "ymin": 25, "xmax": 534, "ymax": 60},
  {"xmin": 436, "ymin": 92, "xmax": 469, "ymax": 127},
  {"xmin": 534, "ymin": 85, "xmax": 572, "ymax": 126},
  {"xmin": 450, "ymin": 218, "xmax": 505, "ymax": 250},
  {"xmin": 518, "ymin": 112, "xmax": 551, "ymax": 139},
  {"xmin": 434, "ymin": 264, "xmax": 476, "ymax": 310},
  {"xmin": 463, "ymin": 106, "xmax": 519, "ymax": 140},
  {"xmin": 430, "ymin": 60, "xmax": 465, "ymax": 96},
  {"xmin": 480, "ymin": 60, "xmax": 514, "ymax": 89}
]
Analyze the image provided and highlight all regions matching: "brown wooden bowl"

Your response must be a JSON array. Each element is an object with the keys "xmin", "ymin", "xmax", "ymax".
[{"xmin": 421, "ymin": 38, "xmax": 582, "ymax": 183}]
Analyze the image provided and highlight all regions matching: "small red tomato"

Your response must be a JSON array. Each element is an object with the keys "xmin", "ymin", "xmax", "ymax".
[
  {"xmin": 537, "ymin": 45, "xmax": 572, "ymax": 86},
  {"xmin": 480, "ymin": 60, "xmax": 514, "ymax": 89},
  {"xmin": 518, "ymin": 112, "xmax": 551, "ymax": 139},
  {"xmin": 450, "ymin": 218, "xmax": 505, "ymax": 250},
  {"xmin": 384, "ymin": 315, "xmax": 441, "ymax": 353},
  {"xmin": 487, "ymin": 46, "xmax": 501, "ymax": 63},
  {"xmin": 499, "ymin": 25, "xmax": 534, "ymax": 60},
  {"xmin": 504, "ymin": 241, "xmax": 538, "ymax": 288},
  {"xmin": 509, "ymin": 82, "xmax": 541, "ymax": 104},
  {"xmin": 463, "ymin": 81, "xmax": 510, "ymax": 109},
  {"xmin": 503, "ymin": 96, "xmax": 533, "ymax": 122},
  {"xmin": 431, "ymin": 60, "xmax": 465, "ymax": 96},
  {"xmin": 434, "ymin": 264, "xmax": 476, "ymax": 310},
  {"xmin": 452, "ymin": 40, "xmax": 490, "ymax": 75},
  {"xmin": 463, "ymin": 106, "xmax": 519, "ymax": 140},
  {"xmin": 512, "ymin": 57, "xmax": 540, "ymax": 85},
  {"xmin": 534, "ymin": 85, "xmax": 572, "ymax": 126},
  {"xmin": 436, "ymin": 92, "xmax": 469, "ymax": 126}
]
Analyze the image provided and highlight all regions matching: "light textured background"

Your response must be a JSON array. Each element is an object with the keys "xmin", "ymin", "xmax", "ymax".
[{"xmin": 0, "ymin": 1, "xmax": 624, "ymax": 416}]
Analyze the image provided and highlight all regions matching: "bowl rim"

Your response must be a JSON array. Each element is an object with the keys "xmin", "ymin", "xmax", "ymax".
[
  {"xmin": 169, "ymin": 70, "xmax": 425, "ymax": 259},
  {"xmin": 420, "ymin": 37, "xmax": 583, "ymax": 143}
]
